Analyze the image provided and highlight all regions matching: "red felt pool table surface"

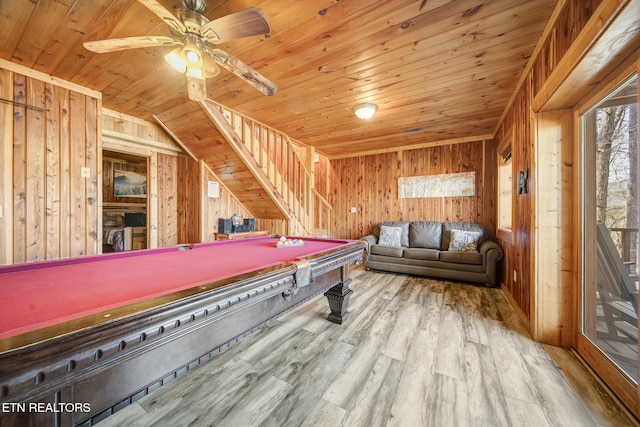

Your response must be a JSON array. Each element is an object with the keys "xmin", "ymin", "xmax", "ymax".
[{"xmin": 0, "ymin": 236, "xmax": 352, "ymax": 340}]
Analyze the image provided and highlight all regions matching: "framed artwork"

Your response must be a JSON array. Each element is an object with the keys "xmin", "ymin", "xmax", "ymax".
[
  {"xmin": 114, "ymin": 170, "xmax": 147, "ymax": 198},
  {"xmin": 398, "ymin": 172, "xmax": 476, "ymax": 199},
  {"xmin": 518, "ymin": 168, "xmax": 528, "ymax": 194}
]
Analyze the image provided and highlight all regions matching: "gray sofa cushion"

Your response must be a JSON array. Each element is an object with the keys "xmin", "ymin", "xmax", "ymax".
[
  {"xmin": 441, "ymin": 221, "xmax": 486, "ymax": 251},
  {"xmin": 403, "ymin": 248, "xmax": 440, "ymax": 261},
  {"xmin": 374, "ymin": 221, "xmax": 410, "ymax": 247},
  {"xmin": 409, "ymin": 221, "xmax": 442, "ymax": 249},
  {"xmin": 440, "ymin": 250, "xmax": 482, "ymax": 265},
  {"xmin": 371, "ymin": 244, "xmax": 404, "ymax": 258},
  {"xmin": 367, "ymin": 254, "xmax": 484, "ymax": 272}
]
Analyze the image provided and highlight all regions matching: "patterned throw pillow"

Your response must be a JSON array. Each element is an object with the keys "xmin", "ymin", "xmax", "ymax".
[
  {"xmin": 448, "ymin": 229, "xmax": 482, "ymax": 252},
  {"xmin": 378, "ymin": 225, "xmax": 403, "ymax": 247}
]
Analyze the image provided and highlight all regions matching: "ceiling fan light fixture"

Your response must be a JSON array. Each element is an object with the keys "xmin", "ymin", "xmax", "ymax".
[
  {"xmin": 164, "ymin": 48, "xmax": 187, "ymax": 73},
  {"xmin": 182, "ymin": 42, "xmax": 203, "ymax": 68},
  {"xmin": 202, "ymin": 55, "xmax": 220, "ymax": 78},
  {"xmin": 185, "ymin": 67, "xmax": 204, "ymax": 79},
  {"xmin": 84, "ymin": 3, "xmax": 277, "ymax": 99},
  {"xmin": 354, "ymin": 103, "xmax": 378, "ymax": 120},
  {"xmin": 185, "ymin": 49, "xmax": 200, "ymax": 65}
]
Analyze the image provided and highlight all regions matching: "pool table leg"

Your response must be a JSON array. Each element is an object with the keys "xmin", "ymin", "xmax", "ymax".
[{"xmin": 324, "ymin": 264, "xmax": 353, "ymax": 324}]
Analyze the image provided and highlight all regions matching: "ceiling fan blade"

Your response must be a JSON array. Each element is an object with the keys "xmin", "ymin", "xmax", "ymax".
[
  {"xmin": 137, "ymin": 0, "xmax": 186, "ymax": 34},
  {"xmin": 83, "ymin": 36, "xmax": 181, "ymax": 53},
  {"xmin": 211, "ymin": 49, "xmax": 277, "ymax": 96},
  {"xmin": 200, "ymin": 8, "xmax": 271, "ymax": 44}
]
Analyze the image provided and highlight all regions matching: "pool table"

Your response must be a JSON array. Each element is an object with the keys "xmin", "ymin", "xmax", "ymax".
[{"xmin": 0, "ymin": 236, "xmax": 365, "ymax": 427}]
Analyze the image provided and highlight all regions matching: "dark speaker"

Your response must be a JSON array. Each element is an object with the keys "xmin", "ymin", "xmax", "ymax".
[
  {"xmin": 244, "ymin": 218, "xmax": 255, "ymax": 232},
  {"xmin": 218, "ymin": 218, "xmax": 232, "ymax": 234}
]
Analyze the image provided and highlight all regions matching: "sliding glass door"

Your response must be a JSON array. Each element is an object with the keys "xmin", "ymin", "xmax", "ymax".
[{"xmin": 580, "ymin": 73, "xmax": 639, "ymax": 407}]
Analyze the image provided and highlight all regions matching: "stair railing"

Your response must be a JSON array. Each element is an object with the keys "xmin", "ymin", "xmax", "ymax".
[{"xmin": 205, "ymin": 100, "xmax": 332, "ymax": 236}]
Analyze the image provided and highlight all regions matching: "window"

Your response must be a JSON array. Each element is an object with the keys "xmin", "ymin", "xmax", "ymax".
[{"xmin": 498, "ymin": 136, "xmax": 513, "ymax": 234}]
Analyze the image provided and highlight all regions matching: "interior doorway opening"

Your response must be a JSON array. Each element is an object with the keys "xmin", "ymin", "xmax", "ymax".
[{"xmin": 102, "ymin": 150, "xmax": 149, "ymax": 253}]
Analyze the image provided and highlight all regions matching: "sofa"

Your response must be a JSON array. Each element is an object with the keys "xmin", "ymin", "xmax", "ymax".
[{"xmin": 361, "ymin": 221, "xmax": 503, "ymax": 286}]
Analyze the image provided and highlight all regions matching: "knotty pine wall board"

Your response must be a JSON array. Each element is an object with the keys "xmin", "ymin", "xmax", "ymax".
[
  {"xmin": 69, "ymin": 90, "xmax": 88, "ymax": 258},
  {"xmin": 0, "ymin": 68, "xmax": 101, "ymax": 265},
  {"xmin": 176, "ymin": 154, "xmax": 199, "ymax": 245},
  {"xmin": 44, "ymin": 85, "xmax": 61, "ymax": 261},
  {"xmin": 157, "ymin": 152, "xmax": 178, "ymax": 248},
  {"xmin": 492, "ymin": 0, "xmax": 608, "ymax": 331},
  {"xmin": 200, "ymin": 161, "xmax": 253, "ymax": 242},
  {"xmin": 84, "ymin": 94, "xmax": 100, "ymax": 256},
  {"xmin": 12, "ymin": 74, "xmax": 27, "ymax": 263},
  {"xmin": 328, "ymin": 142, "xmax": 492, "ymax": 240},
  {"xmin": 495, "ymin": 77, "xmax": 534, "ymax": 320}
]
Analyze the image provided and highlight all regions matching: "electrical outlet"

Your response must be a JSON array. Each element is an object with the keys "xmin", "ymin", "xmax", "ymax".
[
  {"xmin": 513, "ymin": 270, "xmax": 517, "ymax": 282},
  {"xmin": 350, "ymin": 207, "xmax": 357, "ymax": 213},
  {"xmin": 81, "ymin": 167, "xmax": 91, "ymax": 178}
]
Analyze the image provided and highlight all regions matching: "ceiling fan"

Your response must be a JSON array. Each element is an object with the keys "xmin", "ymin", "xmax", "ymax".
[{"xmin": 83, "ymin": 0, "xmax": 277, "ymax": 101}]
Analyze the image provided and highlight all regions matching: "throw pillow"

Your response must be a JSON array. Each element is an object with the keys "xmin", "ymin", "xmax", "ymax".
[
  {"xmin": 448, "ymin": 229, "xmax": 482, "ymax": 252},
  {"xmin": 376, "ymin": 221, "xmax": 410, "ymax": 247},
  {"xmin": 379, "ymin": 225, "xmax": 403, "ymax": 247},
  {"xmin": 459, "ymin": 242, "xmax": 478, "ymax": 252}
]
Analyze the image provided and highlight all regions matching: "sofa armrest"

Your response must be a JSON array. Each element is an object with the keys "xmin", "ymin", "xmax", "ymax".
[
  {"xmin": 360, "ymin": 235, "xmax": 377, "ymax": 253},
  {"xmin": 479, "ymin": 240, "xmax": 503, "ymax": 261},
  {"xmin": 479, "ymin": 240, "xmax": 503, "ymax": 286}
]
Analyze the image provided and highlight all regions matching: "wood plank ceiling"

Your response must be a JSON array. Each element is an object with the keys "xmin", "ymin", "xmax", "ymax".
[{"xmin": 0, "ymin": 0, "xmax": 557, "ymax": 158}]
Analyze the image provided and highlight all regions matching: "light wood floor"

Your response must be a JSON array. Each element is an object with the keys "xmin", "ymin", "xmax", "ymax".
[{"xmin": 98, "ymin": 269, "xmax": 638, "ymax": 427}]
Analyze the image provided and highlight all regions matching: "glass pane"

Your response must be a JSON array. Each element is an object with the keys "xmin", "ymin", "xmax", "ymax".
[
  {"xmin": 583, "ymin": 74, "xmax": 638, "ymax": 383},
  {"xmin": 498, "ymin": 151, "xmax": 512, "ymax": 231}
]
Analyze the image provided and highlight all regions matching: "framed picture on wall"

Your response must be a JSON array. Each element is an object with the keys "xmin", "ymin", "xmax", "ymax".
[{"xmin": 114, "ymin": 170, "xmax": 147, "ymax": 198}]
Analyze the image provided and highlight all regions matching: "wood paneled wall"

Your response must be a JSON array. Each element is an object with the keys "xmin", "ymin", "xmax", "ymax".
[
  {"xmin": 199, "ymin": 161, "xmax": 256, "ymax": 242},
  {"xmin": 494, "ymin": 76, "xmax": 534, "ymax": 320},
  {"xmin": 0, "ymin": 64, "xmax": 270, "ymax": 263},
  {"xmin": 326, "ymin": 141, "xmax": 495, "ymax": 240},
  {"xmin": 493, "ymin": 0, "xmax": 605, "ymax": 331},
  {"xmin": 157, "ymin": 152, "xmax": 179, "ymax": 247},
  {"xmin": 531, "ymin": 0, "xmax": 604, "ymax": 96},
  {"xmin": 176, "ymin": 154, "xmax": 199, "ymax": 245},
  {"xmin": 102, "ymin": 109, "xmax": 183, "ymax": 249},
  {"xmin": 0, "ymin": 67, "xmax": 101, "ymax": 265},
  {"xmin": 314, "ymin": 153, "xmax": 332, "ymax": 205},
  {"xmin": 103, "ymin": 109, "xmax": 176, "ymax": 147}
]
